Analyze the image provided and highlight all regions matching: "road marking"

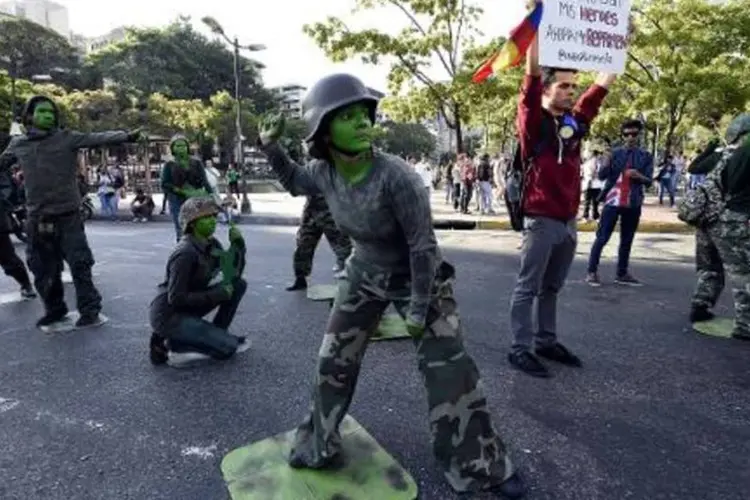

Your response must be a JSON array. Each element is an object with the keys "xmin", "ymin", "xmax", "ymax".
[
  {"xmin": 181, "ymin": 444, "xmax": 218, "ymax": 459},
  {"xmin": 0, "ymin": 397, "xmax": 20, "ymax": 413}
]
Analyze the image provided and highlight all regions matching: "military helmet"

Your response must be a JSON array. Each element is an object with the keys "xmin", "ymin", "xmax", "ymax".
[
  {"xmin": 178, "ymin": 197, "xmax": 220, "ymax": 234},
  {"xmin": 301, "ymin": 74, "xmax": 379, "ymax": 142},
  {"xmin": 725, "ymin": 113, "xmax": 750, "ymax": 145}
]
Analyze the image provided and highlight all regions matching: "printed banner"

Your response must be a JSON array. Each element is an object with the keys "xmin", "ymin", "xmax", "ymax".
[{"xmin": 539, "ymin": 0, "xmax": 632, "ymax": 74}]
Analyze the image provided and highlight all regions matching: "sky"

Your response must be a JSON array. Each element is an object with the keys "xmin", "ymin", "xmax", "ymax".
[{"xmin": 59, "ymin": 0, "xmax": 525, "ymax": 92}]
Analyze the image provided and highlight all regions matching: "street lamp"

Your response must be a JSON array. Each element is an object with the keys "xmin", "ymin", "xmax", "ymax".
[{"xmin": 201, "ymin": 16, "xmax": 266, "ymax": 166}]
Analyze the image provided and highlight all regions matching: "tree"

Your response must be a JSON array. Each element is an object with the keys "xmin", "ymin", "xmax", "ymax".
[
  {"xmin": 377, "ymin": 120, "xmax": 436, "ymax": 157},
  {"xmin": 303, "ymin": 0, "xmax": 483, "ymax": 152},
  {"xmin": 87, "ymin": 17, "xmax": 271, "ymax": 104},
  {"xmin": 0, "ymin": 17, "xmax": 81, "ymax": 116},
  {"xmin": 618, "ymin": 0, "xmax": 750, "ymax": 152}
]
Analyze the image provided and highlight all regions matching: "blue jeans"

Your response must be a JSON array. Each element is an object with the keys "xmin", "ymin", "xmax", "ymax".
[
  {"xmin": 167, "ymin": 194, "xmax": 184, "ymax": 240},
  {"xmin": 587, "ymin": 205, "xmax": 641, "ymax": 277},
  {"xmin": 659, "ymin": 180, "xmax": 675, "ymax": 206},
  {"xmin": 99, "ymin": 193, "xmax": 117, "ymax": 218}
]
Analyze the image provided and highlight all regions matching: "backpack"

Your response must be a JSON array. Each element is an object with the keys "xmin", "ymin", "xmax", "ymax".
[
  {"xmin": 677, "ymin": 147, "xmax": 733, "ymax": 227},
  {"xmin": 112, "ymin": 173, "xmax": 124, "ymax": 190},
  {"xmin": 504, "ymin": 145, "xmax": 528, "ymax": 232}
]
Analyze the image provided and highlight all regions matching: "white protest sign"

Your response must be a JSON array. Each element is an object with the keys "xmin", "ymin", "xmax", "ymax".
[{"xmin": 539, "ymin": 0, "xmax": 632, "ymax": 74}]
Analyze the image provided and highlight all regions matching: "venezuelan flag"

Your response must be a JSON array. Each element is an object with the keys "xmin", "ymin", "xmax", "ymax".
[{"xmin": 472, "ymin": 3, "xmax": 544, "ymax": 83}]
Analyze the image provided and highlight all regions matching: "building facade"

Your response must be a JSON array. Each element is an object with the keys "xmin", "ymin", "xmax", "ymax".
[
  {"xmin": 0, "ymin": 0, "xmax": 69, "ymax": 38},
  {"xmin": 273, "ymin": 84, "xmax": 307, "ymax": 119}
]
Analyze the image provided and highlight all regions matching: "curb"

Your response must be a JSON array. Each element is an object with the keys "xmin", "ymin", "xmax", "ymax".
[
  {"xmin": 474, "ymin": 219, "xmax": 693, "ymax": 234},
  {"xmin": 90, "ymin": 214, "xmax": 692, "ymax": 233}
]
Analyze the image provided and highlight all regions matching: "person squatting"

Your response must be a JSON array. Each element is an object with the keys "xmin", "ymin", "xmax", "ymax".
[{"xmin": 0, "ymin": 95, "xmax": 143, "ymax": 329}]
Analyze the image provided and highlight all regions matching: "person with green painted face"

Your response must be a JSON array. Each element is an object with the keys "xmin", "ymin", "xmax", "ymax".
[
  {"xmin": 160, "ymin": 134, "xmax": 214, "ymax": 240},
  {"xmin": 257, "ymin": 74, "xmax": 525, "ymax": 498},
  {"xmin": 0, "ymin": 95, "xmax": 143, "ymax": 329},
  {"xmin": 148, "ymin": 197, "xmax": 248, "ymax": 365}
]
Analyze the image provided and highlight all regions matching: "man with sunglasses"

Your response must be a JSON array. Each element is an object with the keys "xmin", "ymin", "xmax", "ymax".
[
  {"xmin": 586, "ymin": 120, "xmax": 653, "ymax": 287},
  {"xmin": 508, "ymin": 6, "xmax": 616, "ymax": 378}
]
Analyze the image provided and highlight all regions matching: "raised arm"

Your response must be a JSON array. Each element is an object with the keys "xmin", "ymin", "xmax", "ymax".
[
  {"xmin": 66, "ymin": 126, "xmax": 144, "ymax": 150},
  {"xmin": 517, "ymin": 35, "xmax": 543, "ymax": 159},
  {"xmin": 390, "ymin": 167, "xmax": 439, "ymax": 329},
  {"xmin": 260, "ymin": 143, "xmax": 320, "ymax": 196}
]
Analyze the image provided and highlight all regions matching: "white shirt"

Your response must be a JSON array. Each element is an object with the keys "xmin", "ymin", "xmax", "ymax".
[
  {"xmin": 413, "ymin": 162, "xmax": 433, "ymax": 188},
  {"xmin": 582, "ymin": 156, "xmax": 604, "ymax": 190}
]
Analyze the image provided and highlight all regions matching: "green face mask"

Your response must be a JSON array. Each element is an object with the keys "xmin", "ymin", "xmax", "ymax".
[
  {"xmin": 192, "ymin": 215, "xmax": 217, "ymax": 239},
  {"xmin": 32, "ymin": 101, "xmax": 56, "ymax": 130},
  {"xmin": 329, "ymin": 103, "xmax": 373, "ymax": 154},
  {"xmin": 172, "ymin": 140, "xmax": 189, "ymax": 159}
]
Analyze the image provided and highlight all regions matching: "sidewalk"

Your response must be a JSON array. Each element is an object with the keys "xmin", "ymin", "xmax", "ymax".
[{"xmin": 96, "ymin": 190, "xmax": 691, "ymax": 233}]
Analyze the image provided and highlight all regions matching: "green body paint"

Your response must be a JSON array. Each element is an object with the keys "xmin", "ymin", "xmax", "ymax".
[
  {"xmin": 32, "ymin": 101, "xmax": 55, "ymax": 130},
  {"xmin": 328, "ymin": 103, "xmax": 374, "ymax": 184},
  {"xmin": 171, "ymin": 140, "xmax": 190, "ymax": 169},
  {"xmin": 192, "ymin": 215, "xmax": 217, "ymax": 240}
]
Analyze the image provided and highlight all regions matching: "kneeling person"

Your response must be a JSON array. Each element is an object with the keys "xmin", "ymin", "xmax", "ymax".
[{"xmin": 149, "ymin": 197, "xmax": 248, "ymax": 365}]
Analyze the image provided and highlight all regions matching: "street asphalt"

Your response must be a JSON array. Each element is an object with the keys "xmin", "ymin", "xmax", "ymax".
[{"xmin": 0, "ymin": 223, "xmax": 748, "ymax": 500}]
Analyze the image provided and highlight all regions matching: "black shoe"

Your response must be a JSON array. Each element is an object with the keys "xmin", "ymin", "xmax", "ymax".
[
  {"xmin": 508, "ymin": 351, "xmax": 550, "ymax": 378},
  {"xmin": 286, "ymin": 277, "xmax": 307, "ymax": 291},
  {"xmin": 489, "ymin": 472, "xmax": 527, "ymax": 499},
  {"xmin": 149, "ymin": 333, "xmax": 168, "ymax": 365},
  {"xmin": 536, "ymin": 342, "xmax": 582, "ymax": 367},
  {"xmin": 731, "ymin": 329, "xmax": 750, "ymax": 341},
  {"xmin": 36, "ymin": 308, "xmax": 69, "ymax": 327},
  {"xmin": 20, "ymin": 286, "xmax": 36, "ymax": 299},
  {"xmin": 690, "ymin": 306, "xmax": 714, "ymax": 323},
  {"xmin": 75, "ymin": 313, "xmax": 105, "ymax": 328}
]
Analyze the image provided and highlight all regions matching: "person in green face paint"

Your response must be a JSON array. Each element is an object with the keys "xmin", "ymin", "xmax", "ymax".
[
  {"xmin": 148, "ymin": 197, "xmax": 248, "ymax": 365},
  {"xmin": 160, "ymin": 134, "xmax": 214, "ymax": 241},
  {"xmin": 257, "ymin": 74, "xmax": 526, "ymax": 498},
  {"xmin": 0, "ymin": 95, "xmax": 143, "ymax": 329}
]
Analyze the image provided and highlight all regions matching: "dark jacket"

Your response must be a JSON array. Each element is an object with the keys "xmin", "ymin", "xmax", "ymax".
[
  {"xmin": 0, "ymin": 168, "xmax": 12, "ymax": 233},
  {"xmin": 160, "ymin": 158, "xmax": 213, "ymax": 201},
  {"xmin": 598, "ymin": 147, "xmax": 654, "ymax": 208},
  {"xmin": 149, "ymin": 235, "xmax": 245, "ymax": 336},
  {"xmin": 687, "ymin": 139, "xmax": 750, "ymax": 213},
  {"xmin": 517, "ymin": 75, "xmax": 608, "ymax": 221},
  {"xmin": 0, "ymin": 129, "xmax": 131, "ymax": 216}
]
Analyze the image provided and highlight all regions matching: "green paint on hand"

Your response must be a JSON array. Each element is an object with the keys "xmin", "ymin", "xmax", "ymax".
[
  {"xmin": 693, "ymin": 316, "xmax": 734, "ymax": 338},
  {"xmin": 221, "ymin": 415, "xmax": 418, "ymax": 500}
]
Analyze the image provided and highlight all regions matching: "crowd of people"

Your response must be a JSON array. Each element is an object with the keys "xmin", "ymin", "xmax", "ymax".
[{"xmin": 2, "ymin": 14, "xmax": 750, "ymax": 498}]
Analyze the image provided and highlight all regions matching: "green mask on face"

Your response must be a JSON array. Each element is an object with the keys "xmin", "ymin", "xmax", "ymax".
[
  {"xmin": 192, "ymin": 215, "xmax": 217, "ymax": 239},
  {"xmin": 172, "ymin": 140, "xmax": 189, "ymax": 160},
  {"xmin": 329, "ymin": 103, "xmax": 373, "ymax": 154},
  {"xmin": 32, "ymin": 101, "xmax": 56, "ymax": 130}
]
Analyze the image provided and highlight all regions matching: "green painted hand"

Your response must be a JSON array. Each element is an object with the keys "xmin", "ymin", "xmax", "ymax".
[
  {"xmin": 259, "ymin": 113, "xmax": 285, "ymax": 146},
  {"xmin": 405, "ymin": 319, "xmax": 425, "ymax": 339},
  {"xmin": 229, "ymin": 223, "xmax": 243, "ymax": 243},
  {"xmin": 212, "ymin": 248, "xmax": 238, "ymax": 287},
  {"xmin": 223, "ymin": 283, "xmax": 234, "ymax": 297}
]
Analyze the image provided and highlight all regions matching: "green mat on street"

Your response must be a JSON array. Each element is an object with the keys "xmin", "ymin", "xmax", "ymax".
[
  {"xmin": 221, "ymin": 414, "xmax": 418, "ymax": 500},
  {"xmin": 306, "ymin": 285, "xmax": 411, "ymax": 341},
  {"xmin": 693, "ymin": 316, "xmax": 734, "ymax": 338}
]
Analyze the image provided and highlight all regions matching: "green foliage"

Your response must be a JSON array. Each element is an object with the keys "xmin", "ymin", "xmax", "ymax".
[
  {"xmin": 376, "ymin": 120, "xmax": 436, "ymax": 158},
  {"xmin": 0, "ymin": 17, "xmax": 80, "ymax": 83},
  {"xmin": 303, "ymin": 0, "xmax": 484, "ymax": 151},
  {"xmin": 86, "ymin": 17, "xmax": 273, "ymax": 105}
]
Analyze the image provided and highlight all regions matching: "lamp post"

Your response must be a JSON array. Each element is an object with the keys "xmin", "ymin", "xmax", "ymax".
[{"xmin": 201, "ymin": 16, "xmax": 266, "ymax": 166}]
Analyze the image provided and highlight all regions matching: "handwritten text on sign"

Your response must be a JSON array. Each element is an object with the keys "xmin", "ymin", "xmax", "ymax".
[{"xmin": 539, "ymin": 0, "xmax": 632, "ymax": 74}]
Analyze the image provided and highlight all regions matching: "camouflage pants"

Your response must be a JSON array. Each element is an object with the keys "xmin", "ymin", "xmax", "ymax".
[
  {"xmin": 691, "ymin": 227, "xmax": 725, "ymax": 309},
  {"xmin": 709, "ymin": 210, "xmax": 750, "ymax": 334},
  {"xmin": 26, "ymin": 212, "xmax": 101, "ymax": 317},
  {"xmin": 289, "ymin": 261, "xmax": 514, "ymax": 493},
  {"xmin": 293, "ymin": 206, "xmax": 352, "ymax": 277}
]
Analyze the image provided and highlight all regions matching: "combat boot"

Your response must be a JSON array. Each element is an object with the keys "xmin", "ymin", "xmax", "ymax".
[
  {"xmin": 149, "ymin": 333, "xmax": 168, "ymax": 365},
  {"xmin": 286, "ymin": 276, "xmax": 307, "ymax": 291},
  {"xmin": 689, "ymin": 306, "xmax": 714, "ymax": 323},
  {"xmin": 36, "ymin": 307, "xmax": 69, "ymax": 327},
  {"xmin": 488, "ymin": 471, "xmax": 527, "ymax": 499}
]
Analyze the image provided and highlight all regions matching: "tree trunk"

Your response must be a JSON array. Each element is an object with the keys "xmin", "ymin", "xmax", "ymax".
[{"xmin": 453, "ymin": 103, "xmax": 464, "ymax": 153}]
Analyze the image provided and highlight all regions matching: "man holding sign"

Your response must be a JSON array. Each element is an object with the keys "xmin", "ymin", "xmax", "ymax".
[{"xmin": 508, "ymin": 0, "xmax": 621, "ymax": 378}]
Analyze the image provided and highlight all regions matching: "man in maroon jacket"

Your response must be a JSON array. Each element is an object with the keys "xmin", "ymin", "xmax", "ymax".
[{"xmin": 508, "ymin": 15, "xmax": 617, "ymax": 378}]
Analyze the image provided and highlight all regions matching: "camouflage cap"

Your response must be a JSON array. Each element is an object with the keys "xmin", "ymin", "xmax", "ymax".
[
  {"xmin": 178, "ymin": 197, "xmax": 220, "ymax": 234},
  {"xmin": 725, "ymin": 113, "xmax": 750, "ymax": 145}
]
